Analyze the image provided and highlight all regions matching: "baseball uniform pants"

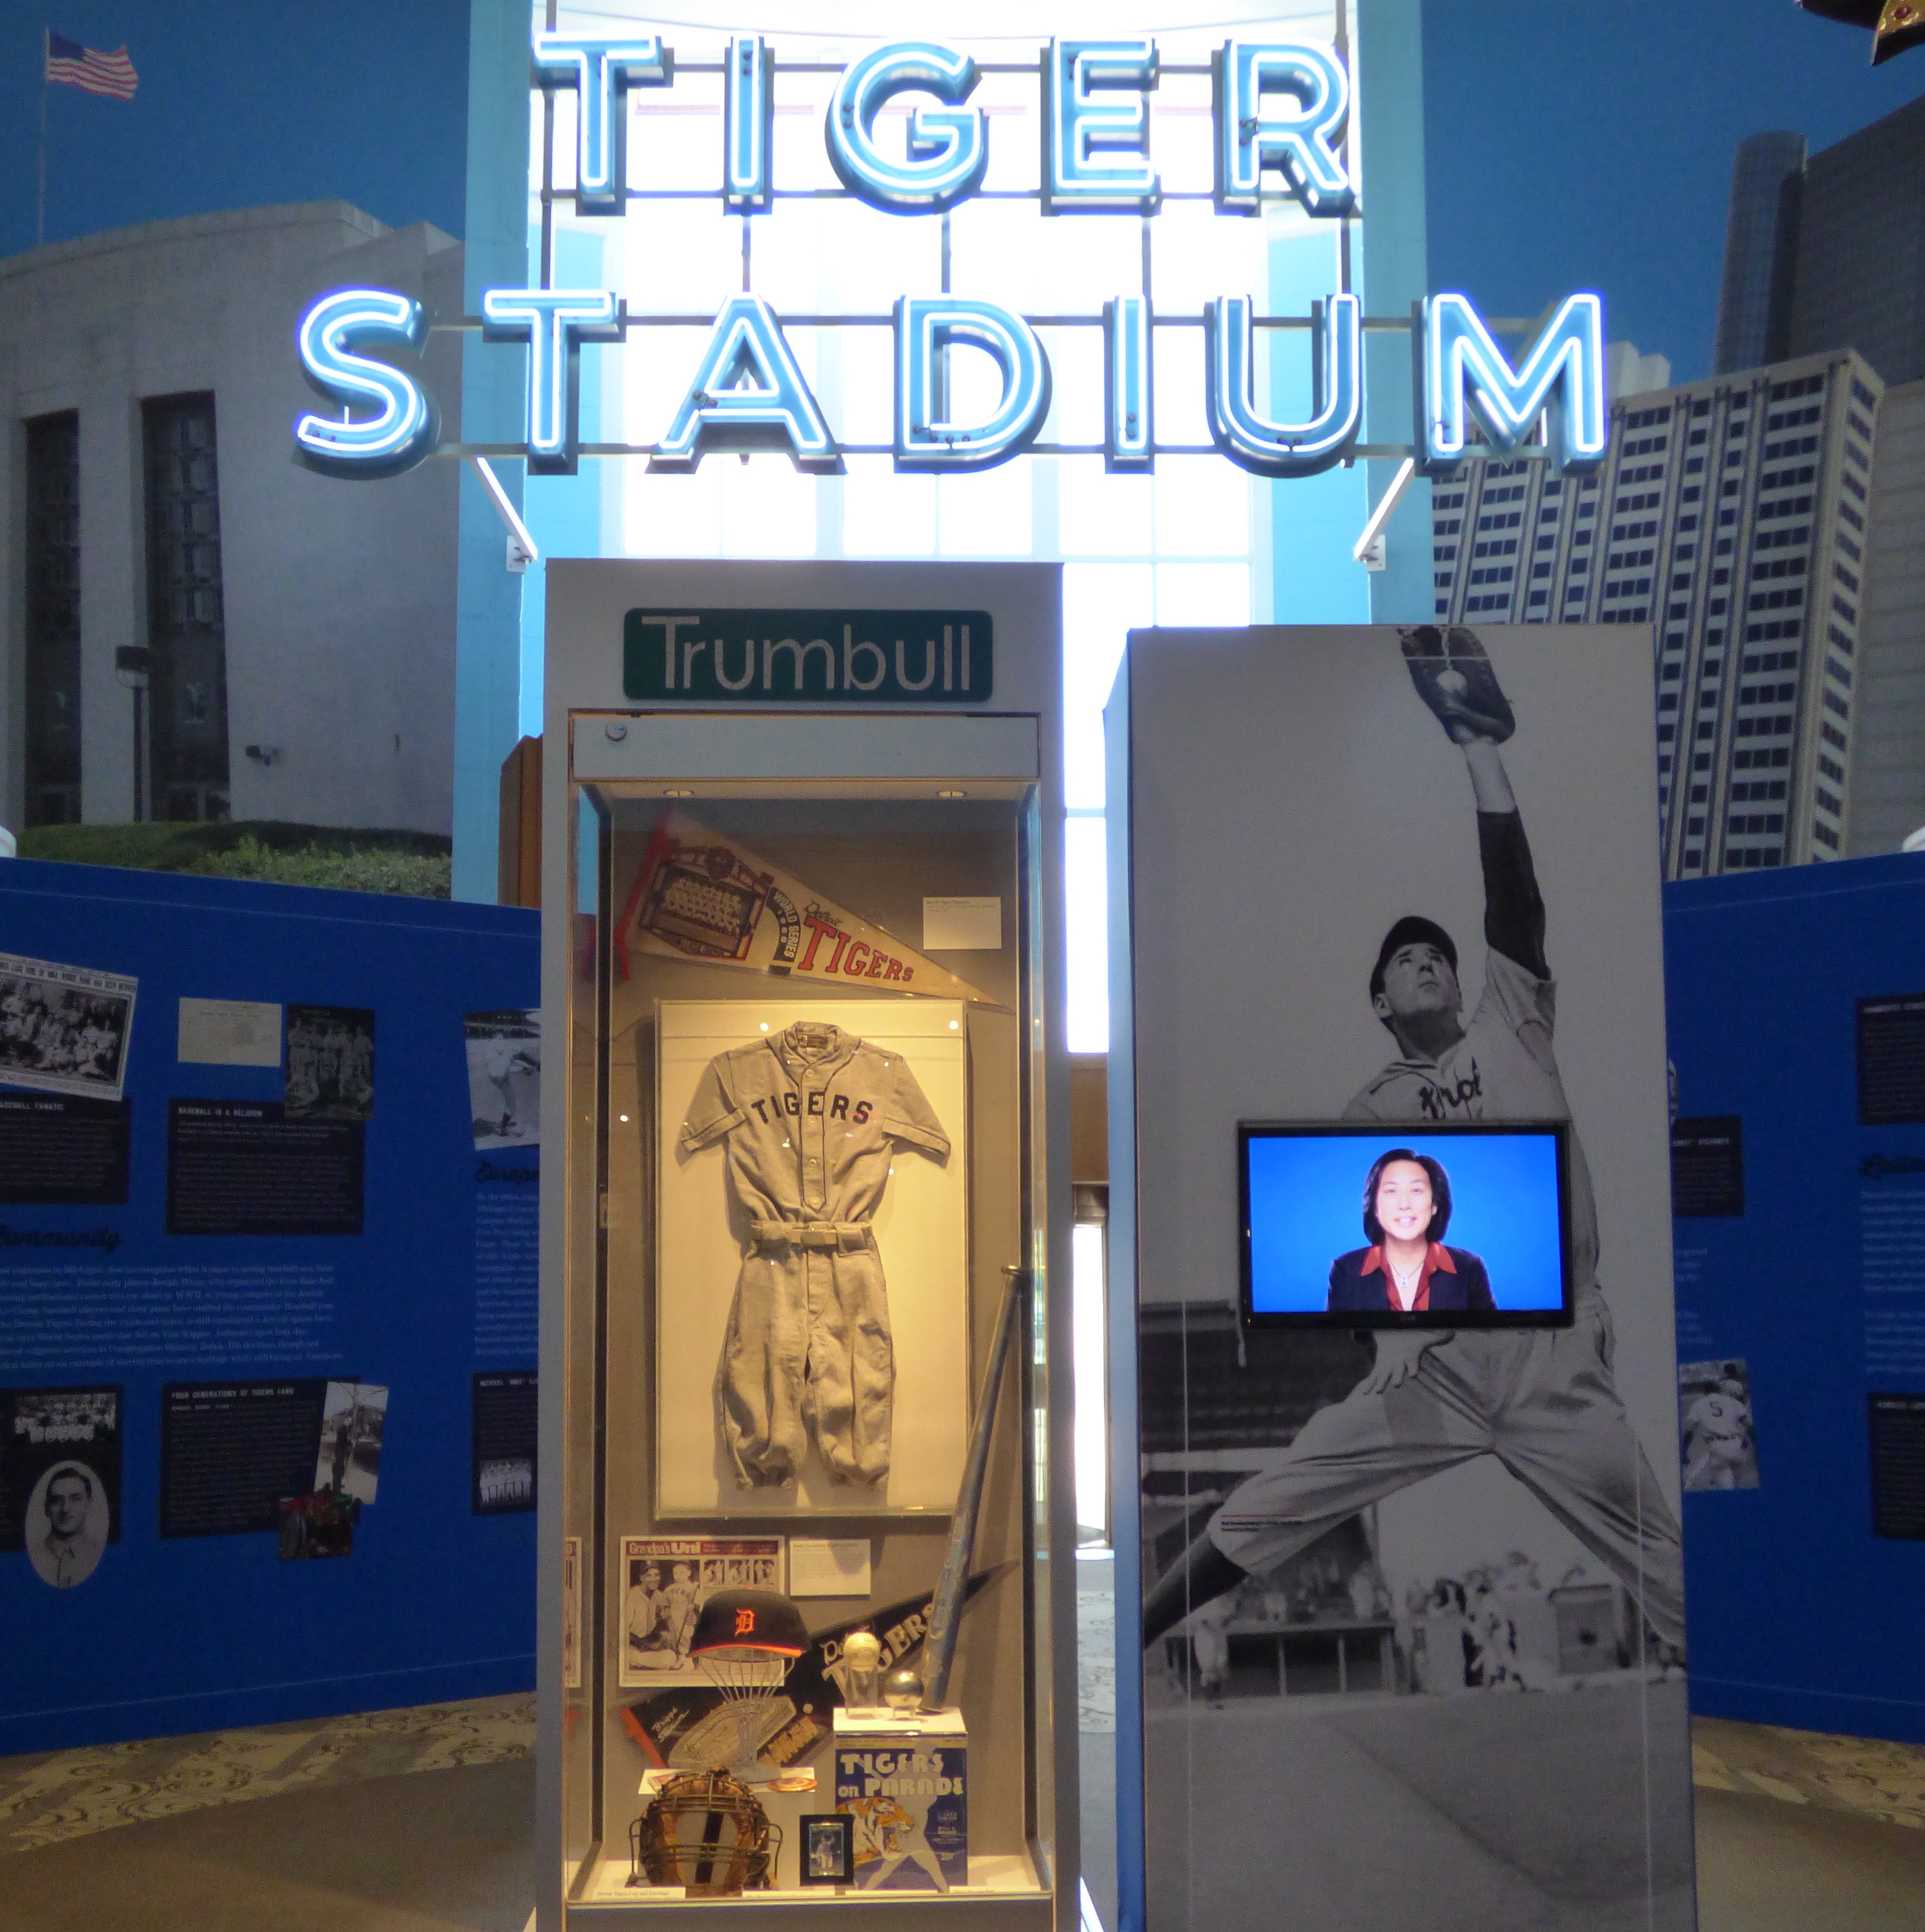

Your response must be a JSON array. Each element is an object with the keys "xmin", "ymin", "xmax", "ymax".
[
  {"xmin": 717, "ymin": 1227, "xmax": 893, "ymax": 1486},
  {"xmin": 1211, "ymin": 1300, "xmax": 1686, "ymax": 1650}
]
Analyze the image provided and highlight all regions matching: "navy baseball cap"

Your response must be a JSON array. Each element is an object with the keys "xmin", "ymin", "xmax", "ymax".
[{"xmin": 1370, "ymin": 917, "xmax": 1458, "ymax": 1000}]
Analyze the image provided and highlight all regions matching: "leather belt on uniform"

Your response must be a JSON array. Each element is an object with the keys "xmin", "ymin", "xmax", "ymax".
[{"xmin": 749, "ymin": 1218, "xmax": 873, "ymax": 1252}]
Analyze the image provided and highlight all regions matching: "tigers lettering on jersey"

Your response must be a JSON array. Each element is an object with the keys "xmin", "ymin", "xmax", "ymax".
[{"xmin": 747, "ymin": 1092, "xmax": 874, "ymax": 1125}]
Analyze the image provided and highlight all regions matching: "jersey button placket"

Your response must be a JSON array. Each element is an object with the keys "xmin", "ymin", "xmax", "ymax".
[{"xmin": 800, "ymin": 1073, "xmax": 825, "ymax": 1212}]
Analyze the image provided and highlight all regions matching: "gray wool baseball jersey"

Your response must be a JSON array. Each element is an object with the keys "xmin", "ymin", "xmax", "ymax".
[{"xmin": 681, "ymin": 1020, "xmax": 950, "ymax": 1487}]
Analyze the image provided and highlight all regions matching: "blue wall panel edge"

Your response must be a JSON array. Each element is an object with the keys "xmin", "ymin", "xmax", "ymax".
[
  {"xmin": 1689, "ymin": 1676, "xmax": 1925, "ymax": 1747},
  {"xmin": 1665, "ymin": 851, "xmax": 1925, "ymax": 1745}
]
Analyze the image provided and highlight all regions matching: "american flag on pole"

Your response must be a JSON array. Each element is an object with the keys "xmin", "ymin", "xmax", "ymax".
[{"xmin": 45, "ymin": 32, "xmax": 138, "ymax": 100}]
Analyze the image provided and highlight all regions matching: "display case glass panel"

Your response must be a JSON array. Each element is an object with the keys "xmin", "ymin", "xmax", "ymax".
[{"xmin": 544, "ymin": 624, "xmax": 1072, "ymax": 1927}]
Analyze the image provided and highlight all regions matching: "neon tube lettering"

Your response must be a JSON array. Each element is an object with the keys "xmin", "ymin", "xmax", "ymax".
[
  {"xmin": 1421, "ymin": 292, "xmax": 1607, "ymax": 473},
  {"xmin": 1206, "ymin": 292, "xmax": 1361, "ymax": 476},
  {"xmin": 1043, "ymin": 40, "xmax": 1160, "ymax": 214},
  {"xmin": 480, "ymin": 287, "xmax": 621, "ymax": 475},
  {"xmin": 1213, "ymin": 40, "xmax": 1356, "ymax": 216},
  {"xmin": 826, "ymin": 43, "xmax": 986, "ymax": 214},
  {"xmin": 532, "ymin": 33, "xmax": 672, "ymax": 216},
  {"xmin": 292, "ymin": 289, "xmax": 438, "ymax": 478}
]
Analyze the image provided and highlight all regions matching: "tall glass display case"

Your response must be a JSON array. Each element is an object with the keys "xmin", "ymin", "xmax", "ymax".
[{"xmin": 536, "ymin": 562, "xmax": 1076, "ymax": 1927}]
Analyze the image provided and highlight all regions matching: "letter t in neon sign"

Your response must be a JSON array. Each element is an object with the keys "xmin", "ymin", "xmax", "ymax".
[
  {"xmin": 481, "ymin": 288, "xmax": 621, "ymax": 475},
  {"xmin": 533, "ymin": 33, "xmax": 672, "ymax": 214}
]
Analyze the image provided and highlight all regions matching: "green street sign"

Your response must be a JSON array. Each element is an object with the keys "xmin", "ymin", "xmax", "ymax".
[{"xmin": 622, "ymin": 609, "xmax": 992, "ymax": 704}]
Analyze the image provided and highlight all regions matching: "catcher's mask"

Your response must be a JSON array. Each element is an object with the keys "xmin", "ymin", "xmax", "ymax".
[{"xmin": 632, "ymin": 1769, "xmax": 781, "ymax": 1896}]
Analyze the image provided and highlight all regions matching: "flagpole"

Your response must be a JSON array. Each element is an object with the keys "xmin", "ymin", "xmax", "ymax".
[{"xmin": 37, "ymin": 27, "xmax": 48, "ymax": 247}]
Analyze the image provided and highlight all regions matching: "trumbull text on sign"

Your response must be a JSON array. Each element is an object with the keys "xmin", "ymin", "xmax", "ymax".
[
  {"xmin": 624, "ymin": 611, "xmax": 991, "ymax": 704},
  {"xmin": 291, "ymin": 32, "xmax": 1609, "ymax": 487}
]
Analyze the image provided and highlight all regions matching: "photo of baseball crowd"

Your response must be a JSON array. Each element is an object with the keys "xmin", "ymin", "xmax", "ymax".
[
  {"xmin": 1156, "ymin": 1514, "xmax": 1639, "ymax": 1705},
  {"xmin": 0, "ymin": 956, "xmax": 133, "ymax": 1101}
]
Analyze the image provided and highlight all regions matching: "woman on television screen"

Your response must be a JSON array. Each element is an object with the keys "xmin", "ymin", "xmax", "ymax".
[{"xmin": 1328, "ymin": 1149, "xmax": 1494, "ymax": 1313}]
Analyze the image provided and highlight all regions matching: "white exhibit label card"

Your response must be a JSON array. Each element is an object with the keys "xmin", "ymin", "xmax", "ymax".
[
  {"xmin": 788, "ymin": 1537, "xmax": 872, "ymax": 1597},
  {"xmin": 177, "ymin": 997, "xmax": 282, "ymax": 1066},
  {"xmin": 923, "ymin": 896, "xmax": 1002, "ymax": 951}
]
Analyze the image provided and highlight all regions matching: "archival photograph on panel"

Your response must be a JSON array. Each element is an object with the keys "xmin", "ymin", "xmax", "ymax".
[
  {"xmin": 1680, "ymin": 1357, "xmax": 1761, "ymax": 1490},
  {"xmin": 1125, "ymin": 625, "xmax": 1693, "ymax": 1932},
  {"xmin": 656, "ymin": 1000, "xmax": 968, "ymax": 1517},
  {"xmin": 313, "ymin": 1381, "xmax": 387, "ymax": 1505},
  {"xmin": 466, "ymin": 1009, "xmax": 541, "ymax": 1149},
  {"xmin": 285, "ymin": 1005, "xmax": 375, "ymax": 1120},
  {"xmin": 2, "ymin": 1387, "xmax": 122, "ymax": 1590},
  {"xmin": 0, "ymin": 953, "xmax": 137, "ymax": 1102}
]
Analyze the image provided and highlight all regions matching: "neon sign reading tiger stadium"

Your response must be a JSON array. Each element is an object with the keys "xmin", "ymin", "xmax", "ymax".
[{"xmin": 292, "ymin": 33, "xmax": 1607, "ymax": 484}]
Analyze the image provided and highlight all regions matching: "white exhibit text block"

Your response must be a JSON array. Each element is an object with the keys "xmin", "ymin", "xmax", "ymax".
[
  {"xmin": 178, "ymin": 998, "xmax": 282, "ymax": 1067},
  {"xmin": 788, "ymin": 1538, "xmax": 873, "ymax": 1597},
  {"xmin": 923, "ymin": 896, "xmax": 1002, "ymax": 950}
]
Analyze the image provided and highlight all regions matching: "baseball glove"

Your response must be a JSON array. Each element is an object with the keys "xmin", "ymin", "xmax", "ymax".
[{"xmin": 1398, "ymin": 626, "xmax": 1516, "ymax": 743}]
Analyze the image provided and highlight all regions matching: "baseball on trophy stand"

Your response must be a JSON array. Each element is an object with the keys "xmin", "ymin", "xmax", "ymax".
[
  {"xmin": 883, "ymin": 1665, "xmax": 925, "ymax": 1712},
  {"xmin": 843, "ymin": 1630, "xmax": 883, "ymax": 1715}
]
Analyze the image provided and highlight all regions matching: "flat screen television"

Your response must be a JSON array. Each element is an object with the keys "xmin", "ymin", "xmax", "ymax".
[{"xmin": 1239, "ymin": 1121, "xmax": 1574, "ymax": 1329}]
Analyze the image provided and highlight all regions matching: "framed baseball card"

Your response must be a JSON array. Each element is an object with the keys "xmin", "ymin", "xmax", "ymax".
[
  {"xmin": 798, "ymin": 1814, "xmax": 854, "ymax": 1887},
  {"xmin": 655, "ymin": 999, "xmax": 970, "ymax": 1517}
]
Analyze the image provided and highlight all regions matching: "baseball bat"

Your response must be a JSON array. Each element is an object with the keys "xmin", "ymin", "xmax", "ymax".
[{"xmin": 919, "ymin": 1263, "xmax": 1028, "ymax": 1712}]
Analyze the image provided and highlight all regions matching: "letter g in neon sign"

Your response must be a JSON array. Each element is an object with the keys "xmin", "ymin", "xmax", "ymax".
[{"xmin": 826, "ymin": 42, "xmax": 986, "ymax": 214}]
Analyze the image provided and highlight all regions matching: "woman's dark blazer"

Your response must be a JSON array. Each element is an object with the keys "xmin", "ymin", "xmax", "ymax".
[{"xmin": 1326, "ymin": 1243, "xmax": 1494, "ymax": 1313}]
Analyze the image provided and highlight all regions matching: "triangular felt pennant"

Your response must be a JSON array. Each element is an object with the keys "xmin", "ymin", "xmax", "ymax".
[{"xmin": 613, "ymin": 809, "xmax": 1002, "ymax": 1006}]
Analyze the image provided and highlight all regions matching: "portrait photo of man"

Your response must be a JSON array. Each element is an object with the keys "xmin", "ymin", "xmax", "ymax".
[{"xmin": 27, "ymin": 1461, "xmax": 108, "ymax": 1589}]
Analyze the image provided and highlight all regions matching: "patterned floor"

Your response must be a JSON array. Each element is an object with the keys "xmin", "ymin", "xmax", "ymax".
[
  {"xmin": 1692, "ymin": 1715, "xmax": 1925, "ymax": 1829},
  {"xmin": 0, "ymin": 1693, "xmax": 534, "ymax": 1856},
  {"xmin": 1078, "ymin": 1587, "xmax": 1118, "ymax": 1734},
  {"xmin": 5, "ymin": 1683, "xmax": 1922, "ymax": 1857}
]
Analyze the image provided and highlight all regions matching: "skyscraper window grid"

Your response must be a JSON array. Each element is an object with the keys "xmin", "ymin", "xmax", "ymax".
[{"xmin": 1427, "ymin": 347, "xmax": 1879, "ymax": 881}]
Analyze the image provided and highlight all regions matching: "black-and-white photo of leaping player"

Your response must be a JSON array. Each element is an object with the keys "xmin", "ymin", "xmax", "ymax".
[{"xmin": 1143, "ymin": 628, "xmax": 1686, "ymax": 1666}]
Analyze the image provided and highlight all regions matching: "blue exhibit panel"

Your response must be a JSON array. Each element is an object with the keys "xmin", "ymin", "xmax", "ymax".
[
  {"xmin": 0, "ymin": 862, "xmax": 538, "ymax": 1753},
  {"xmin": 1247, "ymin": 1129, "xmax": 1564, "ymax": 1313},
  {"xmin": 1665, "ymin": 855, "xmax": 1925, "ymax": 1744}
]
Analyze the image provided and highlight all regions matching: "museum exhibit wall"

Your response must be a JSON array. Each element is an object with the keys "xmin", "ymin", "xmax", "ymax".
[
  {"xmin": 1107, "ymin": 624, "xmax": 1695, "ymax": 1932},
  {"xmin": 0, "ymin": 860, "xmax": 540, "ymax": 1754},
  {"xmin": 1665, "ymin": 852, "xmax": 1925, "ymax": 1745}
]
